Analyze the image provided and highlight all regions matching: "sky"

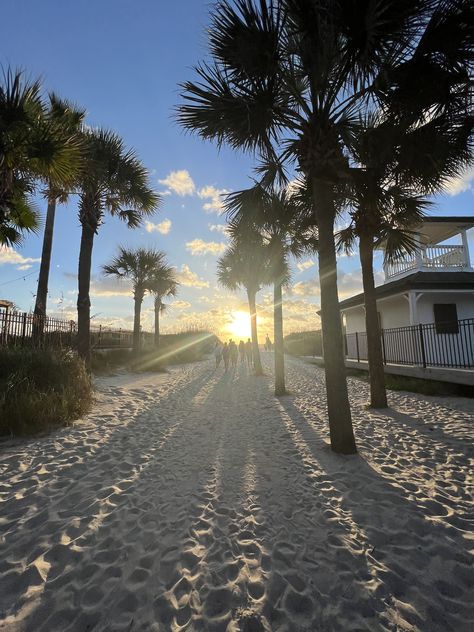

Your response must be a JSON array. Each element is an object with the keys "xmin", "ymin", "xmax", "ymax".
[{"xmin": 1, "ymin": 0, "xmax": 473, "ymax": 340}]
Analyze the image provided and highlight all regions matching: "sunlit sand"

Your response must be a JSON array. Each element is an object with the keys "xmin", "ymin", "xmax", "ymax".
[{"xmin": 0, "ymin": 355, "xmax": 472, "ymax": 631}]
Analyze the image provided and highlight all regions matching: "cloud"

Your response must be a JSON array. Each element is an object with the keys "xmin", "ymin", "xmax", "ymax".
[
  {"xmin": 145, "ymin": 218, "xmax": 172, "ymax": 234},
  {"xmin": 0, "ymin": 246, "xmax": 40, "ymax": 269},
  {"xmin": 444, "ymin": 166, "xmax": 474, "ymax": 196},
  {"xmin": 296, "ymin": 259, "xmax": 315, "ymax": 272},
  {"xmin": 291, "ymin": 279, "xmax": 319, "ymax": 297},
  {"xmin": 186, "ymin": 238, "xmax": 227, "ymax": 256},
  {"xmin": 208, "ymin": 223, "xmax": 229, "ymax": 235},
  {"xmin": 198, "ymin": 185, "xmax": 230, "ymax": 213},
  {"xmin": 90, "ymin": 276, "xmax": 132, "ymax": 298},
  {"xmin": 170, "ymin": 300, "xmax": 191, "ymax": 310},
  {"xmin": 175, "ymin": 264, "xmax": 210, "ymax": 288},
  {"xmin": 158, "ymin": 170, "xmax": 195, "ymax": 196}
]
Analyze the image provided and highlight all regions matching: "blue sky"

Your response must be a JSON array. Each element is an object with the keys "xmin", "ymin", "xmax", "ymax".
[{"xmin": 1, "ymin": 0, "xmax": 473, "ymax": 338}]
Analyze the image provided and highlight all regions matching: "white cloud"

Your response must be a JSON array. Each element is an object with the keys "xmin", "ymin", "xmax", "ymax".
[
  {"xmin": 159, "ymin": 170, "xmax": 195, "ymax": 196},
  {"xmin": 208, "ymin": 223, "xmax": 229, "ymax": 235},
  {"xmin": 0, "ymin": 246, "xmax": 40, "ymax": 269},
  {"xmin": 170, "ymin": 300, "xmax": 191, "ymax": 310},
  {"xmin": 90, "ymin": 276, "xmax": 132, "ymax": 298},
  {"xmin": 291, "ymin": 279, "xmax": 319, "ymax": 297},
  {"xmin": 296, "ymin": 259, "xmax": 315, "ymax": 272},
  {"xmin": 145, "ymin": 218, "xmax": 172, "ymax": 234},
  {"xmin": 186, "ymin": 238, "xmax": 227, "ymax": 256},
  {"xmin": 175, "ymin": 264, "xmax": 210, "ymax": 288},
  {"xmin": 198, "ymin": 185, "xmax": 230, "ymax": 213},
  {"xmin": 444, "ymin": 166, "xmax": 474, "ymax": 196}
]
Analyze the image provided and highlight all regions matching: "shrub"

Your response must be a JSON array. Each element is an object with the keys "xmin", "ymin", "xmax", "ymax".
[
  {"xmin": 126, "ymin": 332, "xmax": 216, "ymax": 372},
  {"xmin": 284, "ymin": 330, "xmax": 323, "ymax": 357},
  {"xmin": 0, "ymin": 348, "xmax": 92, "ymax": 436},
  {"xmin": 91, "ymin": 348, "xmax": 133, "ymax": 374}
]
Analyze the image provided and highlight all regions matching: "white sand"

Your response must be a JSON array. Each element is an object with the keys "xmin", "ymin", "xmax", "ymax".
[{"xmin": 0, "ymin": 355, "xmax": 473, "ymax": 632}]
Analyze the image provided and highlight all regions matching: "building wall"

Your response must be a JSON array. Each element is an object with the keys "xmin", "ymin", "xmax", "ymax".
[
  {"xmin": 343, "ymin": 307, "xmax": 365, "ymax": 334},
  {"xmin": 379, "ymin": 296, "xmax": 410, "ymax": 329},
  {"xmin": 416, "ymin": 292, "xmax": 474, "ymax": 324},
  {"xmin": 343, "ymin": 290, "xmax": 474, "ymax": 368}
]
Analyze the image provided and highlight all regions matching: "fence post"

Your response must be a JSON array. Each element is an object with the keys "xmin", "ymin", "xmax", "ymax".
[
  {"xmin": 98, "ymin": 324, "xmax": 102, "ymax": 348},
  {"xmin": 21, "ymin": 312, "xmax": 27, "ymax": 344},
  {"xmin": 355, "ymin": 331, "xmax": 360, "ymax": 363},
  {"xmin": 381, "ymin": 328, "xmax": 387, "ymax": 365},
  {"xmin": 418, "ymin": 323, "xmax": 427, "ymax": 368}
]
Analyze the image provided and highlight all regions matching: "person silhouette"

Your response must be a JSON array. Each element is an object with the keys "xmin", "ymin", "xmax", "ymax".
[
  {"xmin": 239, "ymin": 340, "xmax": 245, "ymax": 363},
  {"xmin": 222, "ymin": 342, "xmax": 230, "ymax": 372},
  {"xmin": 245, "ymin": 338, "xmax": 252, "ymax": 366},
  {"xmin": 229, "ymin": 339, "xmax": 238, "ymax": 368}
]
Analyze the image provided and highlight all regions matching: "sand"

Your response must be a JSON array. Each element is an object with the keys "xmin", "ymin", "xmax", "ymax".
[{"xmin": 0, "ymin": 354, "xmax": 473, "ymax": 632}]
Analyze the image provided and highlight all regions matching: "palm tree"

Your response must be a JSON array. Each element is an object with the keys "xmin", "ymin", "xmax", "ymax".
[
  {"xmin": 146, "ymin": 263, "xmax": 178, "ymax": 348},
  {"xmin": 177, "ymin": 0, "xmax": 472, "ymax": 454},
  {"xmin": 337, "ymin": 178, "xmax": 429, "ymax": 408},
  {"xmin": 225, "ymin": 184, "xmax": 303, "ymax": 395},
  {"xmin": 217, "ymin": 234, "xmax": 271, "ymax": 375},
  {"xmin": 103, "ymin": 247, "xmax": 167, "ymax": 354},
  {"xmin": 33, "ymin": 95, "xmax": 85, "ymax": 325},
  {"xmin": 0, "ymin": 69, "xmax": 80, "ymax": 246},
  {"xmin": 76, "ymin": 129, "xmax": 159, "ymax": 366}
]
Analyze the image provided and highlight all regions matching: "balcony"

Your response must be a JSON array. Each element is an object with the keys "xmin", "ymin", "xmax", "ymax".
[{"xmin": 384, "ymin": 245, "xmax": 469, "ymax": 280}]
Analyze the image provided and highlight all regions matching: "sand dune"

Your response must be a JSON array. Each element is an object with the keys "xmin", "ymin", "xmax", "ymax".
[{"xmin": 0, "ymin": 355, "xmax": 473, "ymax": 631}]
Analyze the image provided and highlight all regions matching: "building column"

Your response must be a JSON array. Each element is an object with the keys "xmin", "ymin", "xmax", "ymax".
[
  {"xmin": 408, "ymin": 291, "xmax": 419, "ymax": 325},
  {"xmin": 414, "ymin": 233, "xmax": 423, "ymax": 270},
  {"xmin": 461, "ymin": 229, "xmax": 471, "ymax": 268}
]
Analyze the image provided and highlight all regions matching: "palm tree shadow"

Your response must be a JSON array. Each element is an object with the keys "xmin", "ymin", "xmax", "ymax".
[{"xmin": 277, "ymin": 396, "xmax": 473, "ymax": 629}]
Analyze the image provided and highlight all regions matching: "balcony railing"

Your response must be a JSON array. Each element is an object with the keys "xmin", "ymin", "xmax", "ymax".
[{"xmin": 385, "ymin": 245, "xmax": 467, "ymax": 279}]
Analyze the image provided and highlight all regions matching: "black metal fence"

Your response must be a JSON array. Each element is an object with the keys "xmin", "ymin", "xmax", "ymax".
[
  {"xmin": 0, "ymin": 310, "xmax": 152, "ymax": 350},
  {"xmin": 345, "ymin": 318, "xmax": 474, "ymax": 370}
]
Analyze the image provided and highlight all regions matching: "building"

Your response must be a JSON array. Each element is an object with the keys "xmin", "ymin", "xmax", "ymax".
[{"xmin": 340, "ymin": 217, "xmax": 474, "ymax": 381}]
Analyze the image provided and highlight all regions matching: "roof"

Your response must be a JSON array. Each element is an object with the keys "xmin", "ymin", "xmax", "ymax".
[
  {"xmin": 339, "ymin": 272, "xmax": 474, "ymax": 310},
  {"xmin": 419, "ymin": 216, "xmax": 474, "ymax": 244},
  {"xmin": 375, "ymin": 215, "xmax": 474, "ymax": 247},
  {"xmin": 0, "ymin": 300, "xmax": 13, "ymax": 309}
]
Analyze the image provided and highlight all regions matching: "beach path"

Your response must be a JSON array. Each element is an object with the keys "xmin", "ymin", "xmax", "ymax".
[{"xmin": 1, "ymin": 355, "xmax": 473, "ymax": 632}]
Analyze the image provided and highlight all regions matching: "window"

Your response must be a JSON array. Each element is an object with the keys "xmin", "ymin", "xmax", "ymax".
[{"xmin": 433, "ymin": 303, "xmax": 459, "ymax": 334}]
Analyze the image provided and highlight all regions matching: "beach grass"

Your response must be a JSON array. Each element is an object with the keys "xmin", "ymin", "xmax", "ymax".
[{"xmin": 0, "ymin": 348, "xmax": 92, "ymax": 437}]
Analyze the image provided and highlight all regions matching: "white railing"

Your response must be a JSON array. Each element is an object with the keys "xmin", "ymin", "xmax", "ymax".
[
  {"xmin": 423, "ymin": 245, "xmax": 465, "ymax": 268},
  {"xmin": 385, "ymin": 245, "xmax": 467, "ymax": 280}
]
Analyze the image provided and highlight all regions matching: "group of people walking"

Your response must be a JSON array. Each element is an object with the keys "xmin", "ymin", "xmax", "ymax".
[{"xmin": 214, "ymin": 339, "xmax": 253, "ymax": 371}]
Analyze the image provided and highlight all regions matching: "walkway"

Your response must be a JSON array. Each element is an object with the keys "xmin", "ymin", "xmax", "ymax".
[{"xmin": 0, "ymin": 355, "xmax": 473, "ymax": 631}]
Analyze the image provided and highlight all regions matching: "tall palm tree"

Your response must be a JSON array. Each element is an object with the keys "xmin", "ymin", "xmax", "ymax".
[
  {"xmin": 177, "ymin": 0, "xmax": 472, "ymax": 454},
  {"xmin": 0, "ymin": 69, "xmax": 80, "ymax": 246},
  {"xmin": 77, "ymin": 129, "xmax": 159, "ymax": 366},
  {"xmin": 146, "ymin": 263, "xmax": 178, "ymax": 348},
  {"xmin": 225, "ymin": 184, "xmax": 303, "ymax": 395},
  {"xmin": 217, "ymin": 234, "xmax": 271, "ymax": 375},
  {"xmin": 33, "ymin": 95, "xmax": 85, "ymax": 325},
  {"xmin": 338, "ymin": 1, "xmax": 473, "ymax": 407},
  {"xmin": 102, "ymin": 247, "xmax": 166, "ymax": 354}
]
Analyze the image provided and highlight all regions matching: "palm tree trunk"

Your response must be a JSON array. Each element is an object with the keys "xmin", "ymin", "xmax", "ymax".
[
  {"xmin": 312, "ymin": 177, "xmax": 356, "ymax": 454},
  {"xmin": 154, "ymin": 297, "xmax": 161, "ymax": 349},
  {"xmin": 77, "ymin": 223, "xmax": 95, "ymax": 368},
  {"xmin": 247, "ymin": 288, "xmax": 263, "ymax": 375},
  {"xmin": 359, "ymin": 232, "xmax": 388, "ymax": 408},
  {"xmin": 274, "ymin": 281, "xmax": 286, "ymax": 395},
  {"xmin": 133, "ymin": 291, "xmax": 143, "ymax": 355},
  {"xmin": 33, "ymin": 195, "xmax": 56, "ymax": 339}
]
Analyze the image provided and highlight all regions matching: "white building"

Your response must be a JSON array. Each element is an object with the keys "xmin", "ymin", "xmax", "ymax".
[{"xmin": 340, "ymin": 217, "xmax": 474, "ymax": 377}]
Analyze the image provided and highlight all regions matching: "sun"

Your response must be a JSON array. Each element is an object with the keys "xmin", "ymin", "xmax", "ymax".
[{"xmin": 226, "ymin": 310, "xmax": 251, "ymax": 340}]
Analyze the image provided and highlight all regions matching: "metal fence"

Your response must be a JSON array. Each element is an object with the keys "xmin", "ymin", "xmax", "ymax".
[
  {"xmin": 0, "ymin": 310, "xmax": 151, "ymax": 350},
  {"xmin": 345, "ymin": 319, "xmax": 474, "ymax": 370}
]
